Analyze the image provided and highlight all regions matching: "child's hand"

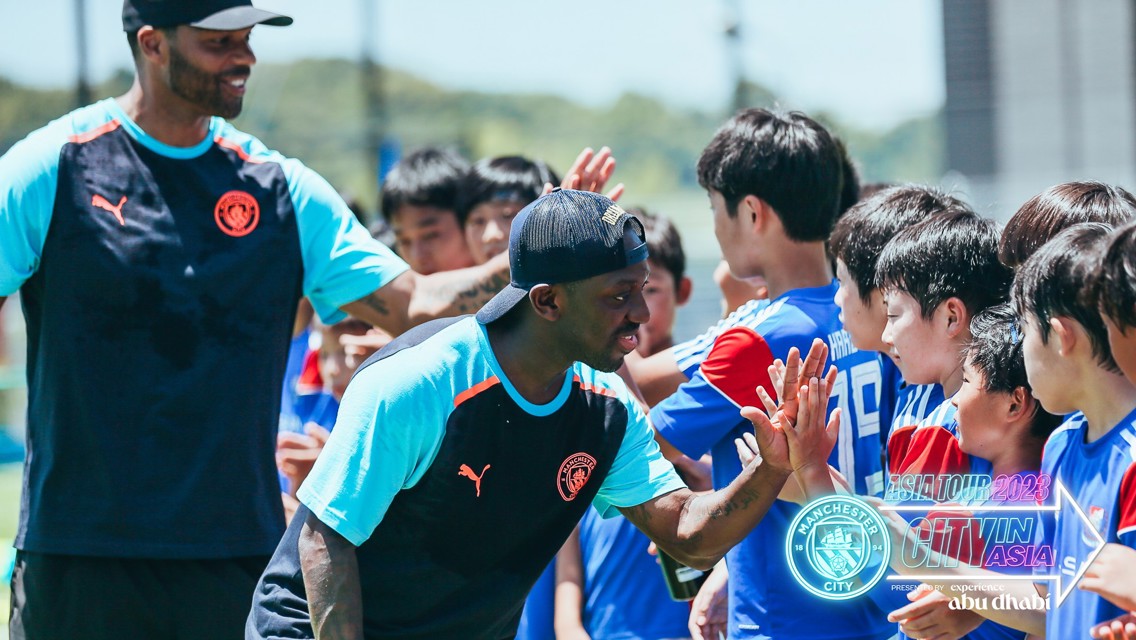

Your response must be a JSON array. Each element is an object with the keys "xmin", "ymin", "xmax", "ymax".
[
  {"xmin": 1081, "ymin": 544, "xmax": 1136, "ymax": 611},
  {"xmin": 1091, "ymin": 612, "xmax": 1136, "ymax": 640},
  {"xmin": 888, "ymin": 584, "xmax": 984, "ymax": 639},
  {"xmin": 276, "ymin": 423, "xmax": 331, "ymax": 495}
]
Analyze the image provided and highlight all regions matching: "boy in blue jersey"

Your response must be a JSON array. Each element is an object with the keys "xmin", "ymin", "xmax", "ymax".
[
  {"xmin": 248, "ymin": 189, "xmax": 836, "ymax": 639},
  {"xmin": 277, "ymin": 318, "xmax": 389, "ymax": 499},
  {"xmin": 554, "ymin": 211, "xmax": 694, "ymax": 640},
  {"xmin": 1014, "ymin": 225, "xmax": 1136, "ymax": 639},
  {"xmin": 875, "ymin": 210, "xmax": 1012, "ymax": 490},
  {"xmin": 828, "ymin": 186, "xmax": 960, "ymax": 461},
  {"xmin": 1088, "ymin": 219, "xmax": 1136, "ymax": 637},
  {"xmin": 648, "ymin": 108, "xmax": 895, "ymax": 640},
  {"xmin": 881, "ymin": 224, "xmax": 1136, "ymax": 638},
  {"xmin": 881, "ymin": 305, "xmax": 1062, "ymax": 640}
]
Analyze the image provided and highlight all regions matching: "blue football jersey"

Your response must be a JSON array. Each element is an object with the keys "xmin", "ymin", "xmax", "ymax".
[
  {"xmin": 651, "ymin": 282, "xmax": 893, "ymax": 639},
  {"xmin": 1038, "ymin": 409, "xmax": 1136, "ymax": 639}
]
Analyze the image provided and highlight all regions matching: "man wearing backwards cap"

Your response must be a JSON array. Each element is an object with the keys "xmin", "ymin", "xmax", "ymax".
[
  {"xmin": 0, "ymin": 1, "xmax": 581, "ymax": 638},
  {"xmin": 247, "ymin": 189, "xmax": 834, "ymax": 639}
]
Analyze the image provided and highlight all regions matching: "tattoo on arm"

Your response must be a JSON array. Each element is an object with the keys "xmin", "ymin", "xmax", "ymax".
[
  {"xmin": 705, "ymin": 485, "xmax": 762, "ymax": 520},
  {"xmin": 362, "ymin": 292, "xmax": 390, "ymax": 317},
  {"xmin": 423, "ymin": 271, "xmax": 509, "ymax": 316},
  {"xmin": 622, "ymin": 502, "xmax": 654, "ymax": 529}
]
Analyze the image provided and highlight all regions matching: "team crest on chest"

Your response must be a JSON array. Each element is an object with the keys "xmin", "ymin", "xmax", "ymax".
[
  {"xmin": 214, "ymin": 190, "xmax": 260, "ymax": 237},
  {"xmin": 557, "ymin": 453, "xmax": 596, "ymax": 501}
]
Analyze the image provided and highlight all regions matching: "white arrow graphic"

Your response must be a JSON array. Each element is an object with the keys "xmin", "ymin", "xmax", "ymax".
[{"xmin": 882, "ymin": 480, "xmax": 1106, "ymax": 608}]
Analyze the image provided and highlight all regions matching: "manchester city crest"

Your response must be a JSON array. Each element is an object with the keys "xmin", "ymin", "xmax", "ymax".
[{"xmin": 786, "ymin": 495, "xmax": 891, "ymax": 601}]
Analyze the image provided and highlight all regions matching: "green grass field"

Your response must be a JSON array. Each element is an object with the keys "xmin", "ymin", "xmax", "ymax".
[{"xmin": 0, "ymin": 463, "xmax": 22, "ymax": 639}]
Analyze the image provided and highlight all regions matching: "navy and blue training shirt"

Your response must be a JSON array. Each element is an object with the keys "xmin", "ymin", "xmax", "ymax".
[{"xmin": 0, "ymin": 98, "xmax": 408, "ymax": 558}]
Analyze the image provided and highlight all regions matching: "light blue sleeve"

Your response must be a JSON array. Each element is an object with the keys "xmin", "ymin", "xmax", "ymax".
[
  {"xmin": 592, "ymin": 389, "xmax": 687, "ymax": 518},
  {"xmin": 0, "ymin": 125, "xmax": 64, "ymax": 296},
  {"xmin": 297, "ymin": 350, "xmax": 446, "ymax": 546},
  {"xmin": 282, "ymin": 159, "xmax": 409, "ymax": 324}
]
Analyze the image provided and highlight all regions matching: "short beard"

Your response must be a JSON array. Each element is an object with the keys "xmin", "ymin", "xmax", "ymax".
[{"xmin": 167, "ymin": 44, "xmax": 244, "ymax": 119}]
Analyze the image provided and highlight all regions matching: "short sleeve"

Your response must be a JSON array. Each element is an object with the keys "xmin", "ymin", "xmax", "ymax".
[
  {"xmin": 651, "ymin": 326, "xmax": 777, "ymax": 459},
  {"xmin": 592, "ymin": 398, "xmax": 686, "ymax": 518},
  {"xmin": 1118, "ymin": 462, "xmax": 1136, "ymax": 547},
  {"xmin": 283, "ymin": 160, "xmax": 409, "ymax": 324},
  {"xmin": 670, "ymin": 299, "xmax": 767, "ymax": 378},
  {"xmin": 297, "ymin": 353, "xmax": 445, "ymax": 546},
  {"xmin": 0, "ymin": 128, "xmax": 63, "ymax": 295}
]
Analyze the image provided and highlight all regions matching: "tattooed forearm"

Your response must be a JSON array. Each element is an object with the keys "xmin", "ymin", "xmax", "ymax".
[
  {"xmin": 421, "ymin": 270, "xmax": 509, "ymax": 317},
  {"xmin": 705, "ymin": 485, "xmax": 762, "ymax": 520},
  {"xmin": 361, "ymin": 292, "xmax": 390, "ymax": 317}
]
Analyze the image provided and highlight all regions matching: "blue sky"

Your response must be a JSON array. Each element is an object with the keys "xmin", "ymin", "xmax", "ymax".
[{"xmin": 0, "ymin": 0, "xmax": 945, "ymax": 131}]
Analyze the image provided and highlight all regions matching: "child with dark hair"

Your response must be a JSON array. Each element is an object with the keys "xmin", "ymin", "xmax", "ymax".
[
  {"xmin": 876, "ymin": 209, "xmax": 1013, "ymax": 486},
  {"xmin": 1087, "ymin": 225, "xmax": 1136, "ymax": 638},
  {"xmin": 885, "ymin": 304, "xmax": 1060, "ymax": 640},
  {"xmin": 830, "ymin": 186, "xmax": 970, "ymax": 440},
  {"xmin": 380, "ymin": 147, "xmax": 474, "ymax": 275},
  {"xmin": 1013, "ymin": 224, "xmax": 1136, "ymax": 640},
  {"xmin": 648, "ymin": 107, "xmax": 894, "ymax": 640},
  {"xmin": 998, "ymin": 181, "xmax": 1136, "ymax": 269},
  {"xmin": 956, "ymin": 304, "xmax": 1063, "ymax": 461},
  {"xmin": 896, "ymin": 224, "xmax": 1136, "ymax": 639},
  {"xmin": 1093, "ymin": 220, "xmax": 1136, "ymax": 385},
  {"xmin": 631, "ymin": 209, "xmax": 692, "ymax": 357},
  {"xmin": 457, "ymin": 156, "xmax": 558, "ymax": 265}
]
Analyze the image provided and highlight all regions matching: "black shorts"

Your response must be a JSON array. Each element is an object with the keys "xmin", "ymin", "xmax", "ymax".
[{"xmin": 10, "ymin": 551, "xmax": 270, "ymax": 640}]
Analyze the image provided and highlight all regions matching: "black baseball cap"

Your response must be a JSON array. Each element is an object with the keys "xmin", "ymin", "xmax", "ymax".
[
  {"xmin": 476, "ymin": 188, "xmax": 648, "ymax": 324},
  {"xmin": 123, "ymin": 0, "xmax": 293, "ymax": 32}
]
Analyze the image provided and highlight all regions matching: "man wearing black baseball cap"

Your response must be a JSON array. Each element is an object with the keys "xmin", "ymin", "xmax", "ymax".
[
  {"xmin": 0, "ymin": 2, "xmax": 531, "ymax": 638},
  {"xmin": 246, "ymin": 188, "xmax": 831, "ymax": 639}
]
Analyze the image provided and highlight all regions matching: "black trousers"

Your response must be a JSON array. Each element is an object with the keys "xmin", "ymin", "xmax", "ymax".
[{"xmin": 10, "ymin": 551, "xmax": 270, "ymax": 640}]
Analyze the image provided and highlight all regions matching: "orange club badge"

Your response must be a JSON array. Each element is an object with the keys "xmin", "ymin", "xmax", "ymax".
[
  {"xmin": 214, "ymin": 190, "xmax": 260, "ymax": 237},
  {"xmin": 557, "ymin": 452, "xmax": 596, "ymax": 501}
]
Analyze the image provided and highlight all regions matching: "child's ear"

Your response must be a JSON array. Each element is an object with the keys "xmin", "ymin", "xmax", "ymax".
[
  {"xmin": 943, "ymin": 297, "xmax": 971, "ymax": 339},
  {"xmin": 1049, "ymin": 317, "xmax": 1076, "ymax": 356},
  {"xmin": 1006, "ymin": 386, "xmax": 1030, "ymax": 420},
  {"xmin": 743, "ymin": 196, "xmax": 775, "ymax": 234},
  {"xmin": 676, "ymin": 276, "xmax": 693, "ymax": 307}
]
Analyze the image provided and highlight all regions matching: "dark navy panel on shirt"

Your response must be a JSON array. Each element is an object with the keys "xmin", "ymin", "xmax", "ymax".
[
  {"xmin": 19, "ymin": 121, "xmax": 301, "ymax": 558},
  {"xmin": 249, "ymin": 317, "xmax": 683, "ymax": 639}
]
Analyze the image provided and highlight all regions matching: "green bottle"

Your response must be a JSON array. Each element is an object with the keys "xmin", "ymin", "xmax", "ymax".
[{"xmin": 658, "ymin": 549, "xmax": 708, "ymax": 601}]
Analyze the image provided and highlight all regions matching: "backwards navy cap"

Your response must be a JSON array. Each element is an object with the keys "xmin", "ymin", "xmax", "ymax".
[{"xmin": 476, "ymin": 189, "xmax": 648, "ymax": 324}]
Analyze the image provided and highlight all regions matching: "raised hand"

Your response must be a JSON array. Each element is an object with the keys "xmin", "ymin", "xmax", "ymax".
[
  {"xmin": 783, "ymin": 377, "xmax": 841, "ymax": 478},
  {"xmin": 767, "ymin": 339, "xmax": 837, "ymax": 426},
  {"xmin": 541, "ymin": 146, "xmax": 624, "ymax": 201}
]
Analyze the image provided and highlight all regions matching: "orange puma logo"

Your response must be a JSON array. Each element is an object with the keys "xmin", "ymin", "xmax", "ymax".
[
  {"xmin": 458, "ymin": 463, "xmax": 491, "ymax": 497},
  {"xmin": 92, "ymin": 194, "xmax": 127, "ymax": 226}
]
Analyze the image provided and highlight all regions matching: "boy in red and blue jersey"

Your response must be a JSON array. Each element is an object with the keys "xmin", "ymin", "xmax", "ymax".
[
  {"xmin": 1014, "ymin": 224, "xmax": 1136, "ymax": 639},
  {"xmin": 828, "ymin": 186, "xmax": 962, "ymax": 469},
  {"xmin": 1088, "ymin": 215, "xmax": 1136, "ymax": 635},
  {"xmin": 874, "ymin": 210, "xmax": 1012, "ymax": 489},
  {"xmin": 649, "ymin": 108, "xmax": 894, "ymax": 640}
]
